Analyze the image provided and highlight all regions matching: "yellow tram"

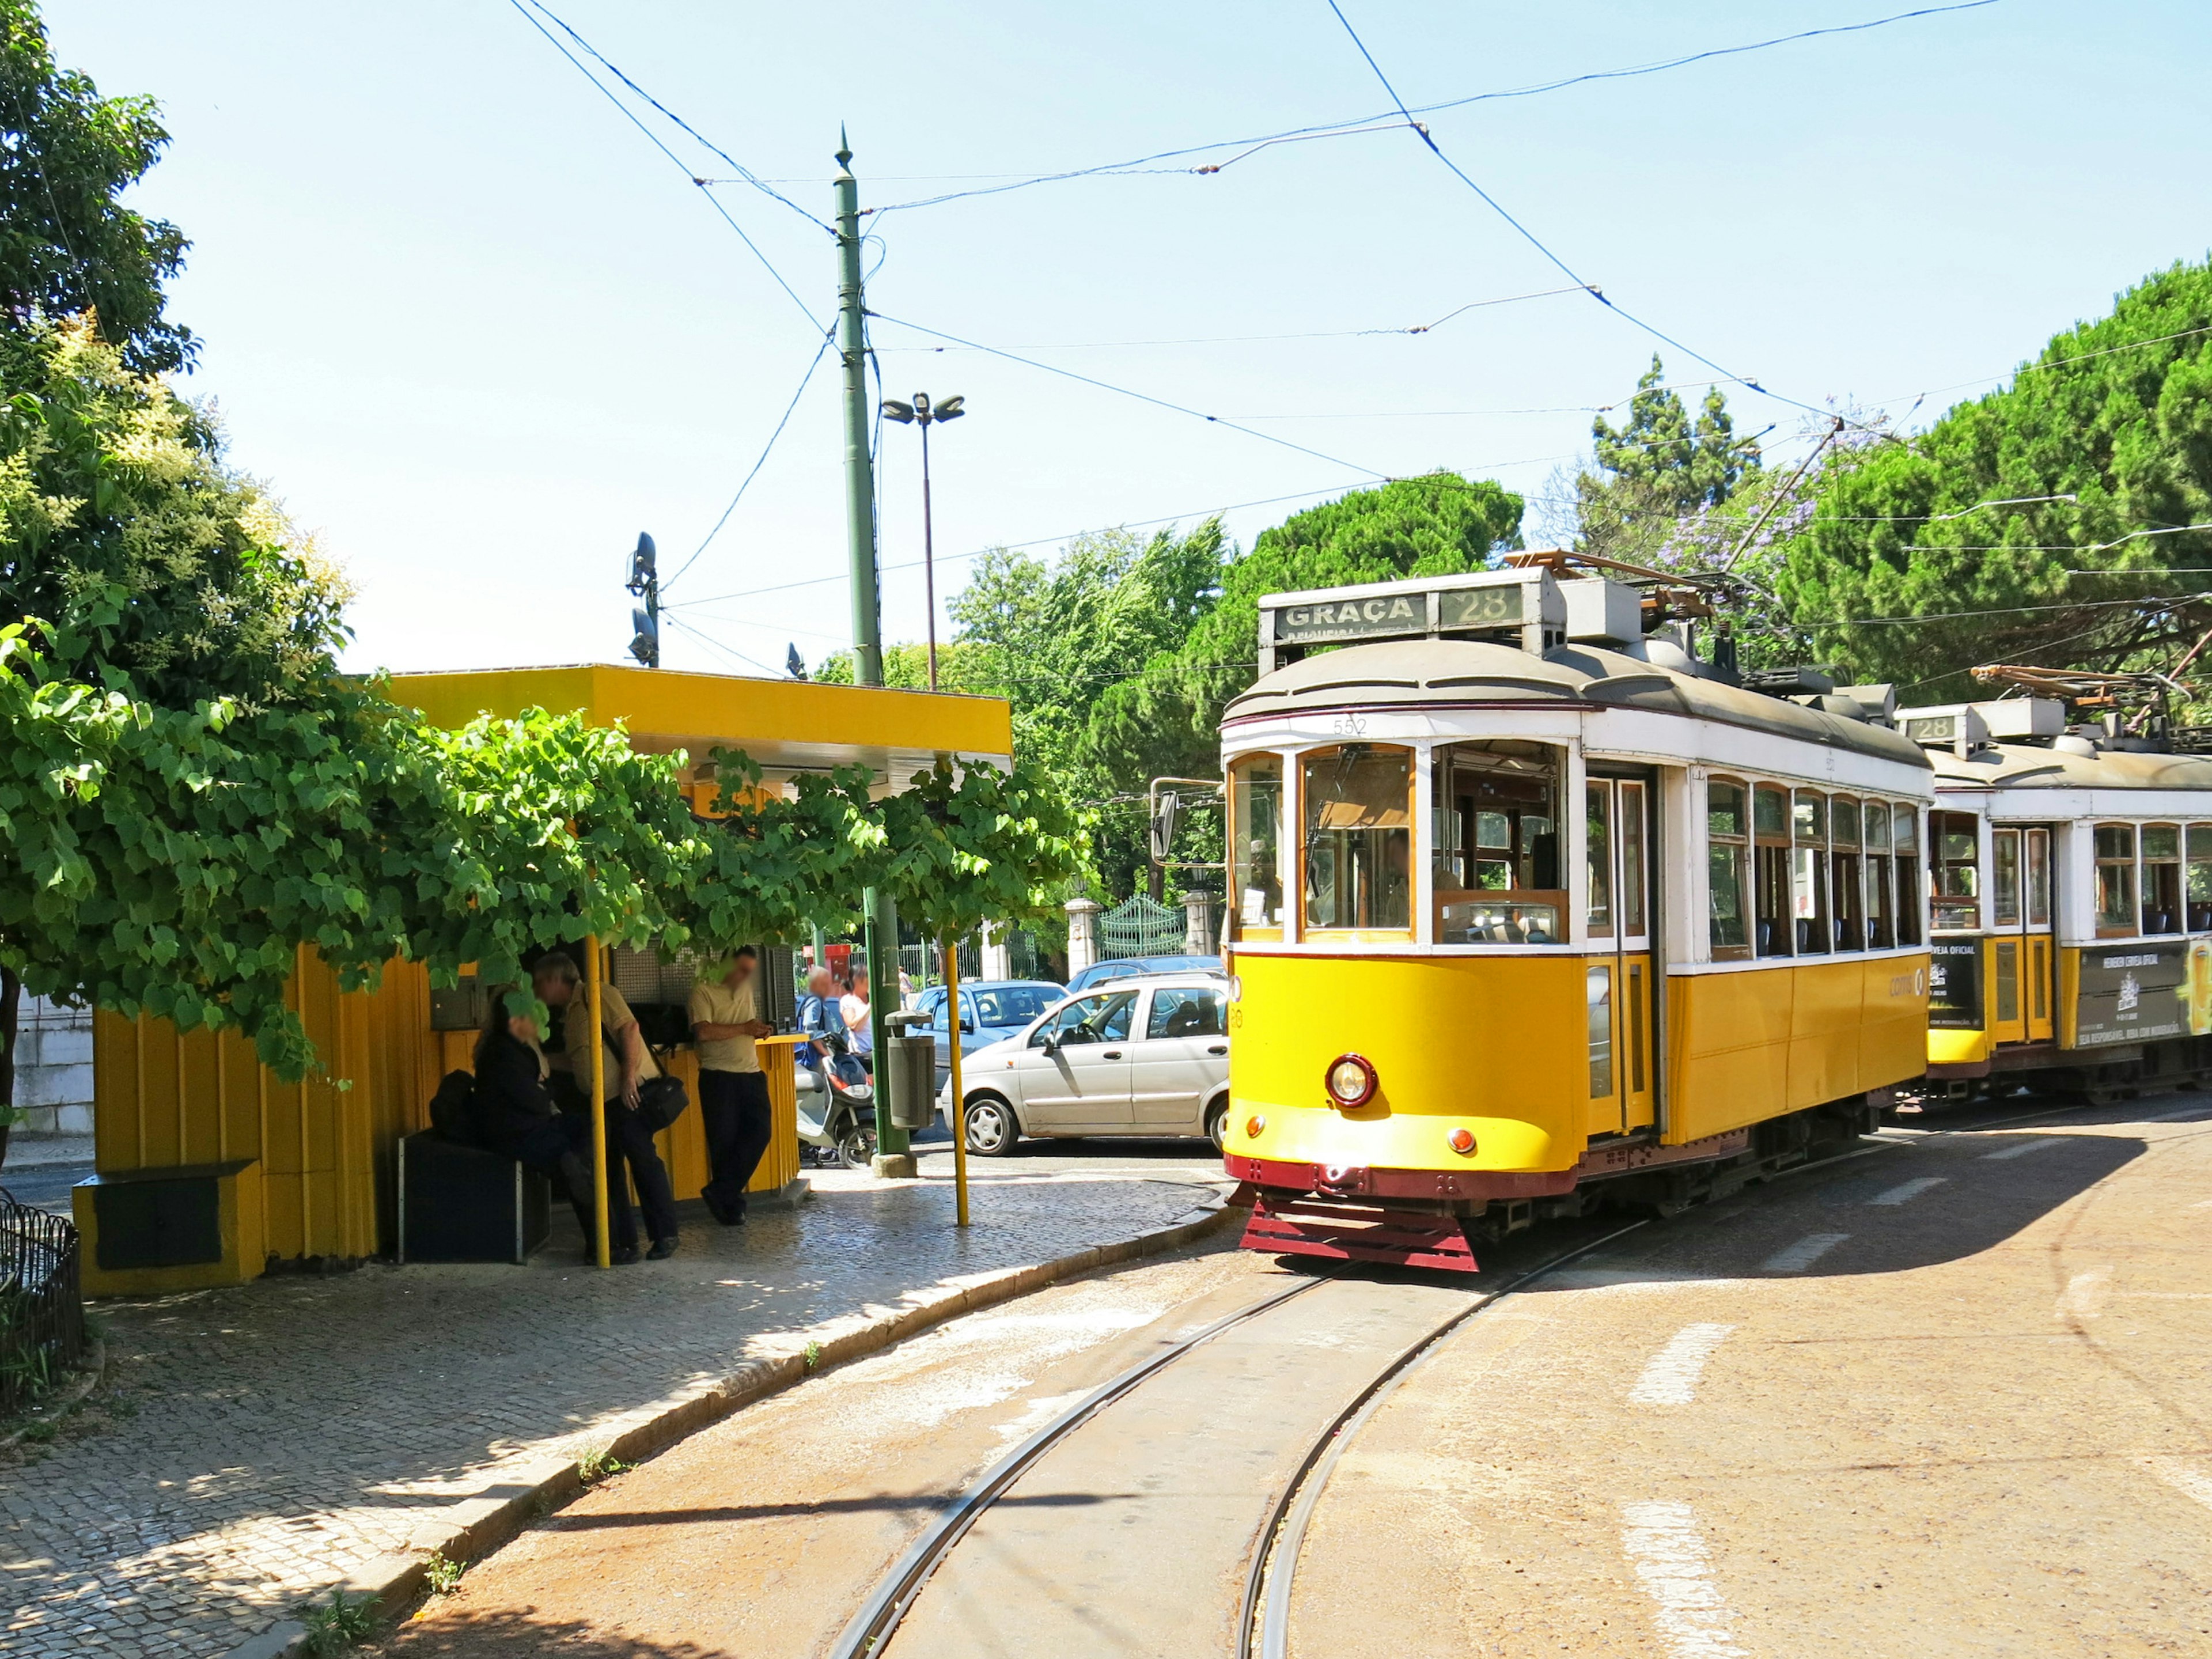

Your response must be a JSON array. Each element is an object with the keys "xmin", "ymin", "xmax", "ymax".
[
  {"xmin": 1218, "ymin": 565, "xmax": 1936, "ymax": 1270},
  {"xmin": 1899, "ymin": 680, "xmax": 2212, "ymax": 1101}
]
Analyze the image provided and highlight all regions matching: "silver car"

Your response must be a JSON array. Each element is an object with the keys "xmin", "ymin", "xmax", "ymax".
[{"xmin": 937, "ymin": 976, "xmax": 1232, "ymax": 1156}]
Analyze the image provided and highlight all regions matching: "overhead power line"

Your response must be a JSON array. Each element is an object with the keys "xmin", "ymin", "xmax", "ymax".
[
  {"xmin": 506, "ymin": 0, "xmax": 826, "ymax": 333},
  {"xmin": 663, "ymin": 335, "xmax": 836, "ymax": 594},
  {"xmin": 869, "ymin": 1, "xmax": 2001, "ymax": 215}
]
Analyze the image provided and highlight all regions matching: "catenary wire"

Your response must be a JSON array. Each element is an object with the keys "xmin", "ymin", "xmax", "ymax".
[
  {"xmin": 663, "ymin": 335, "xmax": 836, "ymax": 594},
  {"xmin": 868, "ymin": 2, "xmax": 1999, "ymax": 215},
  {"xmin": 663, "ymin": 612, "xmax": 785, "ymax": 676},
  {"xmin": 867, "ymin": 312, "xmax": 1393, "ymax": 479},
  {"xmin": 519, "ymin": 0, "xmax": 832, "ymax": 234},
  {"xmin": 504, "ymin": 0, "xmax": 826, "ymax": 334}
]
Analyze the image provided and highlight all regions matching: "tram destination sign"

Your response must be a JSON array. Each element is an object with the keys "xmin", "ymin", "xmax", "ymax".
[
  {"xmin": 2072, "ymin": 941, "xmax": 2187, "ymax": 1047},
  {"xmin": 1268, "ymin": 580, "xmax": 1525, "ymax": 647}
]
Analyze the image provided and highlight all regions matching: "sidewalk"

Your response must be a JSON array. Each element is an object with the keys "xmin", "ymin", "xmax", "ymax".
[{"xmin": 0, "ymin": 1156, "xmax": 1228, "ymax": 1658}]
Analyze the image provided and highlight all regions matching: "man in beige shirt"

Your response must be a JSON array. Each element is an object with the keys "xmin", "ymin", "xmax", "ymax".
[
  {"xmin": 688, "ymin": 948, "xmax": 775, "ymax": 1225},
  {"xmin": 532, "ymin": 951, "xmax": 679, "ymax": 1263}
]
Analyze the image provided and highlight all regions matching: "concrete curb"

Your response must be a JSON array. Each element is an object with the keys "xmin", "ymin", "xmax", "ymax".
[{"xmin": 230, "ymin": 1186, "xmax": 1235, "ymax": 1656}]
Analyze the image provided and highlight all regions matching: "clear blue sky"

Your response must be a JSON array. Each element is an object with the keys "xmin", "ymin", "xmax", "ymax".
[{"xmin": 46, "ymin": 1, "xmax": 2212, "ymax": 679}]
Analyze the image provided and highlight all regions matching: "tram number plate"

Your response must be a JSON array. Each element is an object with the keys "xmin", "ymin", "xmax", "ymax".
[{"xmin": 1437, "ymin": 585, "xmax": 1524, "ymax": 628}]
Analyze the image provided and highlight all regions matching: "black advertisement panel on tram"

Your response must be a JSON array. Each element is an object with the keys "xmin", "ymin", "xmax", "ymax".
[{"xmin": 1927, "ymin": 939, "xmax": 1983, "ymax": 1029}]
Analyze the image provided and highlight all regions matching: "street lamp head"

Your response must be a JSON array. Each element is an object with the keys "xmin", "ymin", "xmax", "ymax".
[
  {"xmin": 933, "ymin": 395, "xmax": 965, "ymax": 422},
  {"xmin": 880, "ymin": 399, "xmax": 916, "ymax": 424}
]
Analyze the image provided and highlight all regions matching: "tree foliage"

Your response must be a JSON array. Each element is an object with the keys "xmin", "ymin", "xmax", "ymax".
[
  {"xmin": 0, "ymin": 2, "xmax": 192, "ymax": 372},
  {"xmin": 1772, "ymin": 257, "xmax": 2212, "ymax": 698},
  {"xmin": 1573, "ymin": 356, "xmax": 1763, "ymax": 566}
]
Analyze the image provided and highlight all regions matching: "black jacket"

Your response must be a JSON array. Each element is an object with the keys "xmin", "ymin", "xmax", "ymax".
[{"xmin": 473, "ymin": 1032, "xmax": 562, "ymax": 1158}]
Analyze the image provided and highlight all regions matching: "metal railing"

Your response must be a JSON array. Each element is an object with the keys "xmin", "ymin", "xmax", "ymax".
[{"xmin": 0, "ymin": 1190, "xmax": 85, "ymax": 1416}]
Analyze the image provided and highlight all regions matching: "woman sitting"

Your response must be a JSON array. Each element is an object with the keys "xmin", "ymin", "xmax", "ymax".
[{"xmin": 473, "ymin": 988, "xmax": 600, "ymax": 1257}]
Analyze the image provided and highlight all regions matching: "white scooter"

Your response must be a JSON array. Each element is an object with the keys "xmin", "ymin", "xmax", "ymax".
[{"xmin": 795, "ymin": 1030, "xmax": 877, "ymax": 1169}]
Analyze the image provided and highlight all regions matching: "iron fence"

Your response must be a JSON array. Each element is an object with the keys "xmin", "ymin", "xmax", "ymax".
[
  {"xmin": 0, "ymin": 1188, "xmax": 84, "ymax": 1416},
  {"xmin": 1099, "ymin": 894, "xmax": 1188, "ymax": 957}
]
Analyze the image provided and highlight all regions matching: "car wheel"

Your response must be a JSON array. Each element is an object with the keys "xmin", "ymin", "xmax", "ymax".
[
  {"xmin": 1204, "ymin": 1097, "xmax": 1229, "ymax": 1153},
  {"xmin": 963, "ymin": 1094, "xmax": 1021, "ymax": 1156},
  {"xmin": 837, "ymin": 1124, "xmax": 877, "ymax": 1169}
]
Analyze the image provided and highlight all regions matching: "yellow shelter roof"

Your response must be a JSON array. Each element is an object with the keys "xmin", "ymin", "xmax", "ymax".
[{"xmin": 387, "ymin": 661, "xmax": 1012, "ymax": 787}]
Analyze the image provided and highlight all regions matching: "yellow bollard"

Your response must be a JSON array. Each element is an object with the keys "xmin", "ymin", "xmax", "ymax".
[
  {"xmin": 944, "ymin": 943, "xmax": 969, "ymax": 1228},
  {"xmin": 585, "ymin": 935, "xmax": 611, "ymax": 1268}
]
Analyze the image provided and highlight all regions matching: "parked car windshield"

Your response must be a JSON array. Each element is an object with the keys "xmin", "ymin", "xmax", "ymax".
[
  {"xmin": 1032, "ymin": 990, "xmax": 1137, "ymax": 1046},
  {"xmin": 970, "ymin": 984, "xmax": 1062, "ymax": 1025}
]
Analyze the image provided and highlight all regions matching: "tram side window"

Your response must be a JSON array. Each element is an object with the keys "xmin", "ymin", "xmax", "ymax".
[
  {"xmin": 1931, "ymin": 810, "xmax": 1980, "ymax": 932},
  {"xmin": 2094, "ymin": 823, "xmax": 2137, "ymax": 938},
  {"xmin": 2142, "ymin": 824, "xmax": 2181, "ymax": 935},
  {"xmin": 2027, "ymin": 828, "xmax": 2051, "ymax": 929},
  {"xmin": 1895, "ymin": 806, "xmax": 1924, "ymax": 946},
  {"xmin": 1793, "ymin": 791, "xmax": 1832, "ymax": 953},
  {"xmin": 2189, "ymin": 825, "xmax": 2212, "ymax": 931},
  {"xmin": 1433, "ymin": 741, "xmax": 1562, "ymax": 945},
  {"xmin": 1586, "ymin": 783, "xmax": 1613, "ymax": 939},
  {"xmin": 1707, "ymin": 779, "xmax": 1751, "ymax": 961},
  {"xmin": 1304, "ymin": 745, "xmax": 1412, "ymax": 933},
  {"xmin": 1992, "ymin": 829, "xmax": 2021, "ymax": 929},
  {"xmin": 1229, "ymin": 755, "xmax": 1285, "ymax": 933},
  {"xmin": 1831, "ymin": 796, "xmax": 1865, "ymax": 952},
  {"xmin": 1866, "ymin": 798, "xmax": 1895, "ymax": 949},
  {"xmin": 1753, "ymin": 785, "xmax": 1791, "ymax": 957}
]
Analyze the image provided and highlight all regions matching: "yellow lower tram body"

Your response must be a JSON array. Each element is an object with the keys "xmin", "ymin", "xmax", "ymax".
[{"xmin": 1222, "ymin": 950, "xmax": 1929, "ymax": 1271}]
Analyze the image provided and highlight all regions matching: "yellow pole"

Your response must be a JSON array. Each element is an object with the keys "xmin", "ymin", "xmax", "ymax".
[
  {"xmin": 944, "ymin": 942, "xmax": 969, "ymax": 1228},
  {"xmin": 585, "ymin": 934, "xmax": 611, "ymax": 1268}
]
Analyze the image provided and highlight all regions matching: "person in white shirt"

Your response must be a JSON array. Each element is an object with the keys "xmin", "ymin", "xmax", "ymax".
[
  {"xmin": 688, "ymin": 948, "xmax": 775, "ymax": 1226},
  {"xmin": 840, "ymin": 963, "xmax": 874, "ymax": 1065}
]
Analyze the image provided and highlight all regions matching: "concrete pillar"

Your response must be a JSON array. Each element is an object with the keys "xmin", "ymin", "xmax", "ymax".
[
  {"xmin": 1065, "ymin": 897, "xmax": 1102, "ymax": 977},
  {"xmin": 1183, "ymin": 890, "xmax": 1218, "ymax": 956},
  {"xmin": 980, "ymin": 923, "xmax": 1012, "ymax": 981}
]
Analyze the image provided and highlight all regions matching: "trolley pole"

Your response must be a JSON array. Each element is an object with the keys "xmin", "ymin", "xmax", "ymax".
[
  {"xmin": 584, "ymin": 935, "xmax": 611, "ymax": 1268},
  {"xmin": 835, "ymin": 132, "xmax": 913, "ymax": 1176}
]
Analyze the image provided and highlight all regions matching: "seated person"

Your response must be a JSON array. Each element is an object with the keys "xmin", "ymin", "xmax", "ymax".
[{"xmin": 472, "ymin": 988, "xmax": 597, "ymax": 1253}]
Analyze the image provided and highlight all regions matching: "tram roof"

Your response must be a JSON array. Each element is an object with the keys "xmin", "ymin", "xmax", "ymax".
[
  {"xmin": 1224, "ymin": 637, "xmax": 1929, "ymax": 768},
  {"xmin": 1928, "ymin": 741, "xmax": 2212, "ymax": 793}
]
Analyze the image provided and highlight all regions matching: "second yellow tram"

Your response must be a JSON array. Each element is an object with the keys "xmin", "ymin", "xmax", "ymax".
[{"xmin": 1220, "ymin": 566, "xmax": 1935, "ymax": 1269}]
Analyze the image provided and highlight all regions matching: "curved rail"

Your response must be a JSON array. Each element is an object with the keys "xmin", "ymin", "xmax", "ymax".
[
  {"xmin": 825, "ymin": 1275, "xmax": 1318, "ymax": 1659},
  {"xmin": 1244, "ymin": 1220, "xmax": 1649, "ymax": 1659}
]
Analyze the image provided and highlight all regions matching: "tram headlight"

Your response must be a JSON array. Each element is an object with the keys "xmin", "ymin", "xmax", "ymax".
[{"xmin": 1324, "ymin": 1054, "xmax": 1377, "ymax": 1109}]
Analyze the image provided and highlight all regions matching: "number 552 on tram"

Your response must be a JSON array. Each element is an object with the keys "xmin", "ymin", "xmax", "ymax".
[{"xmin": 1216, "ymin": 565, "xmax": 1936, "ymax": 1270}]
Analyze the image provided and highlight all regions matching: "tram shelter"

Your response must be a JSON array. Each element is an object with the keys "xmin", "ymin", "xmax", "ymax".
[{"xmin": 71, "ymin": 662, "xmax": 1013, "ymax": 1295}]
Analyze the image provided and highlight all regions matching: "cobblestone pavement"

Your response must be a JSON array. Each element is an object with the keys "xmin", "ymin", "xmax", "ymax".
[{"xmin": 0, "ymin": 1157, "xmax": 1223, "ymax": 1657}]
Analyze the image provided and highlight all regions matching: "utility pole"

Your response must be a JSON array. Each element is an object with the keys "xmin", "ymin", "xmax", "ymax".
[{"xmin": 834, "ymin": 131, "xmax": 912, "ymax": 1176}]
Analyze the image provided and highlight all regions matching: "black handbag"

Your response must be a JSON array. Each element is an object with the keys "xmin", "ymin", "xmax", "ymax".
[{"xmin": 635, "ymin": 1074, "xmax": 690, "ymax": 1132}]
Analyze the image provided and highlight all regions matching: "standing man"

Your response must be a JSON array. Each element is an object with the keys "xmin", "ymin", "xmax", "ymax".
[
  {"xmin": 689, "ymin": 949, "xmax": 777, "ymax": 1225},
  {"xmin": 532, "ymin": 951, "xmax": 680, "ymax": 1263}
]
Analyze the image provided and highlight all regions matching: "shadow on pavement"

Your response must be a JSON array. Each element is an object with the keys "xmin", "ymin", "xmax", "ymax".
[
  {"xmin": 390, "ymin": 1608, "xmax": 722, "ymax": 1658},
  {"xmin": 546, "ymin": 1491, "xmax": 1123, "ymax": 1530}
]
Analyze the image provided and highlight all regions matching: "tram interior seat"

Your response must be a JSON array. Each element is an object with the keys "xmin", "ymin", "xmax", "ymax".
[{"xmin": 2194, "ymin": 903, "xmax": 2212, "ymax": 930}]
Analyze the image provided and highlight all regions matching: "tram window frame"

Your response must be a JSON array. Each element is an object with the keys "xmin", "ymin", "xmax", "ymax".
[
  {"xmin": 1585, "ymin": 782, "xmax": 1615, "ymax": 940},
  {"xmin": 2142, "ymin": 823, "xmax": 2181, "ymax": 935},
  {"xmin": 1991, "ymin": 828, "xmax": 2022, "ymax": 929},
  {"xmin": 1792, "ymin": 790, "xmax": 1832, "ymax": 954},
  {"xmin": 1895, "ymin": 805, "xmax": 1924, "ymax": 946},
  {"xmin": 2188, "ymin": 824, "xmax": 2212, "ymax": 931},
  {"xmin": 1431, "ymin": 740, "xmax": 1565, "ymax": 946},
  {"xmin": 1752, "ymin": 784, "xmax": 1792, "ymax": 959},
  {"xmin": 1228, "ymin": 752, "xmax": 1286, "ymax": 939},
  {"xmin": 2093, "ymin": 822, "xmax": 2138, "ymax": 938},
  {"xmin": 1706, "ymin": 777, "xmax": 1752, "ymax": 961},
  {"xmin": 1301, "ymin": 744, "xmax": 1414, "ymax": 936},
  {"xmin": 1831, "ymin": 796, "xmax": 1865, "ymax": 952},
  {"xmin": 1930, "ymin": 810, "xmax": 1981, "ymax": 933},
  {"xmin": 2027, "ymin": 828, "xmax": 2051, "ymax": 929},
  {"xmin": 1865, "ymin": 799, "xmax": 1896, "ymax": 950},
  {"xmin": 1618, "ymin": 779, "xmax": 1647, "ymax": 938}
]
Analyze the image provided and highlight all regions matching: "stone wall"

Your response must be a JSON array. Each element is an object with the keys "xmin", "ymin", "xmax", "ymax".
[{"xmin": 12, "ymin": 994, "xmax": 93, "ymax": 1136}]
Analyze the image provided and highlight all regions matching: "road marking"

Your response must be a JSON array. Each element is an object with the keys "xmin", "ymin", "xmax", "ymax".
[
  {"xmin": 1760, "ymin": 1232, "xmax": 1850, "ymax": 1272},
  {"xmin": 1981, "ymin": 1137, "xmax": 2063, "ymax": 1161},
  {"xmin": 2057, "ymin": 1267, "xmax": 2112, "ymax": 1320},
  {"xmin": 1629, "ymin": 1323, "xmax": 1737, "ymax": 1406},
  {"xmin": 1619, "ymin": 1499, "xmax": 1748, "ymax": 1658},
  {"xmin": 2144, "ymin": 1458, "xmax": 2212, "ymax": 1512},
  {"xmin": 1868, "ymin": 1176, "xmax": 1948, "ymax": 1206}
]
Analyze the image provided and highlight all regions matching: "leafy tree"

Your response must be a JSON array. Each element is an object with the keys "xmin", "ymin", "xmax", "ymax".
[
  {"xmin": 1774, "ymin": 256, "xmax": 2212, "ymax": 699},
  {"xmin": 0, "ymin": 1, "xmax": 193, "ymax": 372},
  {"xmin": 1573, "ymin": 356, "xmax": 1763, "ymax": 565}
]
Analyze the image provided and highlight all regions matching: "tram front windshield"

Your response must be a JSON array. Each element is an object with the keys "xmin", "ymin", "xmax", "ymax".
[{"xmin": 1303, "ymin": 745, "xmax": 1411, "ymax": 930}]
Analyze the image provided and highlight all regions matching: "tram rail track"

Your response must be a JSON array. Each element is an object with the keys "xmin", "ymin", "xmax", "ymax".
[{"xmin": 826, "ymin": 1107, "xmax": 2119, "ymax": 1659}]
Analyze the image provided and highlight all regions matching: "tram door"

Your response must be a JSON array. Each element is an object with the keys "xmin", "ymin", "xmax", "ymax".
[
  {"xmin": 1585, "ymin": 774, "xmax": 1656, "ymax": 1137},
  {"xmin": 1989, "ymin": 825, "xmax": 2055, "ymax": 1045}
]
